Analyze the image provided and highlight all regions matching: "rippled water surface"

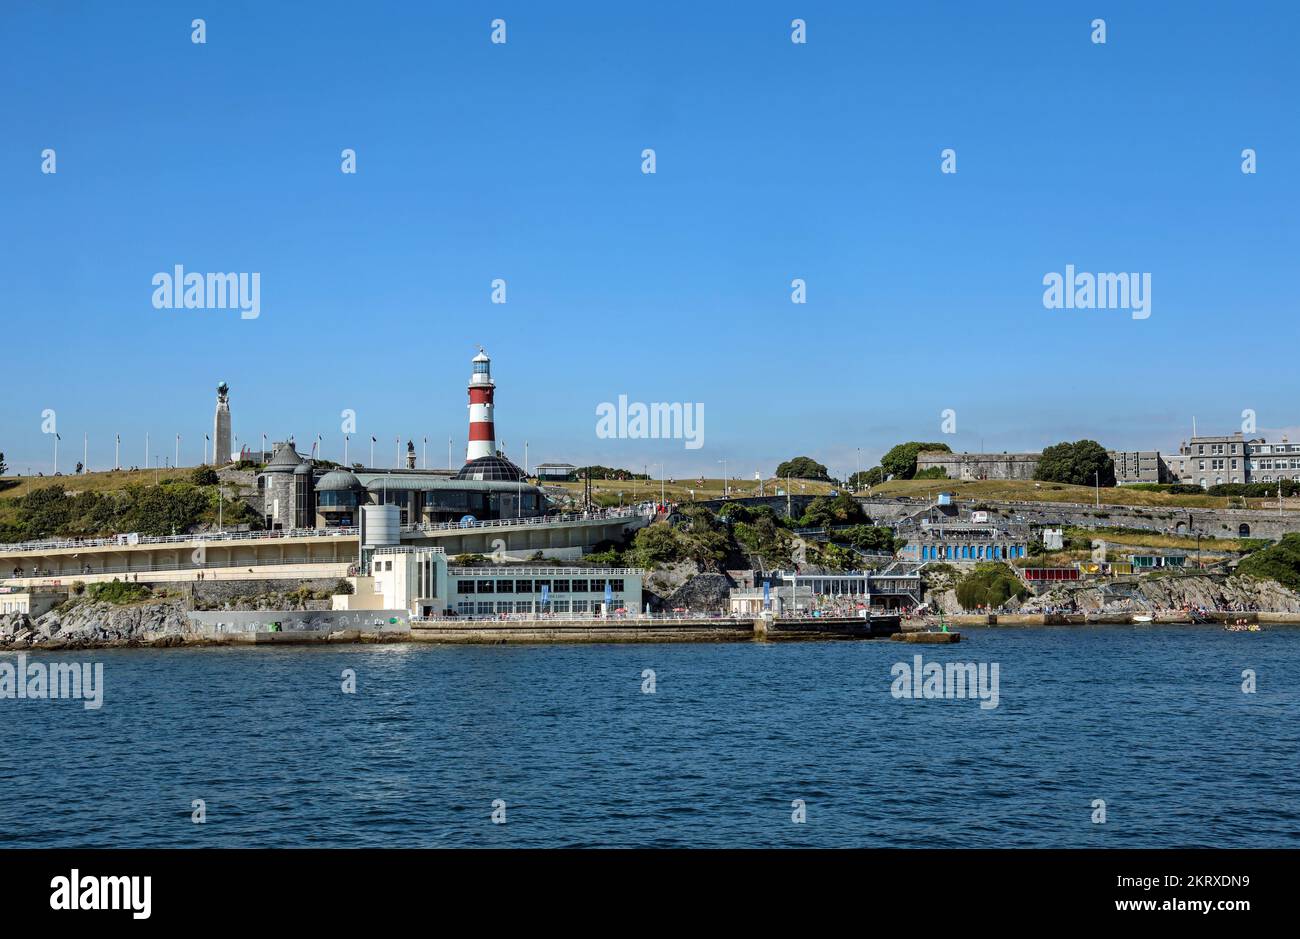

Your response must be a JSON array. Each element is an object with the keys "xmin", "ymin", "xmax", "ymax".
[{"xmin": 2, "ymin": 626, "xmax": 1298, "ymax": 847}]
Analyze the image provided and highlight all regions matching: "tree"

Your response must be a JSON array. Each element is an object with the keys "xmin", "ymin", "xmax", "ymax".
[
  {"xmin": 774, "ymin": 456, "xmax": 830, "ymax": 481},
  {"xmin": 0, "ymin": 452, "xmax": 7, "ymax": 475},
  {"xmin": 800, "ymin": 493, "xmax": 867, "ymax": 528},
  {"xmin": 191, "ymin": 466, "xmax": 220, "ymax": 486},
  {"xmin": 847, "ymin": 467, "xmax": 885, "ymax": 489},
  {"xmin": 840, "ymin": 524, "xmax": 897, "ymax": 553},
  {"xmin": 733, "ymin": 516, "xmax": 795, "ymax": 568},
  {"xmin": 1034, "ymin": 440, "xmax": 1115, "ymax": 487},
  {"xmin": 629, "ymin": 523, "xmax": 684, "ymax": 567},
  {"xmin": 880, "ymin": 442, "xmax": 951, "ymax": 480}
]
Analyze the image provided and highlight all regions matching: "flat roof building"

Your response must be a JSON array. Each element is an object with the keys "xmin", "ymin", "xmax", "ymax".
[
  {"xmin": 341, "ymin": 546, "xmax": 645, "ymax": 618},
  {"xmin": 1110, "ymin": 450, "xmax": 1172, "ymax": 485}
]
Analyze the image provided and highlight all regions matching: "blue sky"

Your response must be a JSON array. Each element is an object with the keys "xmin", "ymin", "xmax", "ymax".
[{"xmin": 2, "ymin": 1, "xmax": 1296, "ymax": 479}]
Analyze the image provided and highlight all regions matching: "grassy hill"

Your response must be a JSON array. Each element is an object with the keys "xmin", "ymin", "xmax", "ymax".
[
  {"xmin": 867, "ymin": 477, "xmax": 1300, "ymax": 512},
  {"xmin": 0, "ymin": 467, "xmax": 191, "ymax": 500},
  {"xmin": 545, "ymin": 476, "xmax": 839, "ymax": 506}
]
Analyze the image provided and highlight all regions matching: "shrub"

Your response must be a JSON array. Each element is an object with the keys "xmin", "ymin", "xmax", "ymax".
[
  {"xmin": 799, "ymin": 493, "xmax": 867, "ymax": 528},
  {"xmin": 838, "ymin": 524, "xmax": 897, "ymax": 553},
  {"xmin": 717, "ymin": 502, "xmax": 753, "ymax": 524},
  {"xmin": 1236, "ymin": 534, "xmax": 1300, "ymax": 591},
  {"xmin": 629, "ymin": 523, "xmax": 685, "ymax": 567},
  {"xmin": 88, "ymin": 580, "xmax": 153, "ymax": 604},
  {"xmin": 955, "ymin": 563, "xmax": 1029, "ymax": 610}
]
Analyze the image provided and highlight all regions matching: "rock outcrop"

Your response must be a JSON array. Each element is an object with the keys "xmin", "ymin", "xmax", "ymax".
[
  {"xmin": 1018, "ymin": 574, "xmax": 1300, "ymax": 613},
  {"xmin": 662, "ymin": 572, "xmax": 734, "ymax": 613},
  {"xmin": 0, "ymin": 598, "xmax": 195, "ymax": 649}
]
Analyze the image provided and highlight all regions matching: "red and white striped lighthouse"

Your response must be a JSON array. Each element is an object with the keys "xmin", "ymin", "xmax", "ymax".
[{"xmin": 466, "ymin": 348, "xmax": 496, "ymax": 462}]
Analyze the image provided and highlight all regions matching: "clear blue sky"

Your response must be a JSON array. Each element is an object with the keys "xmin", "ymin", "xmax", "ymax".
[{"xmin": 2, "ymin": 1, "xmax": 1296, "ymax": 479}]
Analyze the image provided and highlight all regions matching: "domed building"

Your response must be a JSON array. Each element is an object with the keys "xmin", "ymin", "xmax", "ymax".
[
  {"xmin": 347, "ymin": 467, "xmax": 545, "ymax": 527},
  {"xmin": 315, "ymin": 469, "xmax": 366, "ymax": 527},
  {"xmin": 455, "ymin": 454, "xmax": 526, "ymax": 482},
  {"xmin": 257, "ymin": 348, "xmax": 551, "ymax": 531}
]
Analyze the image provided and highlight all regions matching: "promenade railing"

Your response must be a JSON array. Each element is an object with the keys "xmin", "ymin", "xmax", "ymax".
[{"xmin": 0, "ymin": 506, "xmax": 650, "ymax": 554}]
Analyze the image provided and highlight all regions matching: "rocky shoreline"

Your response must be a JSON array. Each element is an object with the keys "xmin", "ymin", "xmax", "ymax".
[
  {"xmin": 5, "ymin": 572, "xmax": 1300, "ymax": 653},
  {"xmin": 0, "ymin": 598, "xmax": 404, "ymax": 651},
  {"xmin": 920, "ymin": 571, "xmax": 1300, "ymax": 616}
]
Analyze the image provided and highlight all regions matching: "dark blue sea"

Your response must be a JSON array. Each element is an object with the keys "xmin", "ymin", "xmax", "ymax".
[{"xmin": 3, "ymin": 626, "xmax": 1298, "ymax": 847}]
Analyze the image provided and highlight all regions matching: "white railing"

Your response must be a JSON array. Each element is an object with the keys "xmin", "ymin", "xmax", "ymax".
[
  {"xmin": 400, "ymin": 505, "xmax": 645, "ymax": 536},
  {"xmin": 0, "ymin": 526, "xmax": 357, "ymax": 554},
  {"xmin": 0, "ymin": 506, "xmax": 650, "ymax": 554}
]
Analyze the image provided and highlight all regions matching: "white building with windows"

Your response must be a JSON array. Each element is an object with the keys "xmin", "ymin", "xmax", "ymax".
[
  {"xmin": 335, "ymin": 545, "xmax": 644, "ymax": 618},
  {"xmin": 449, "ymin": 566, "xmax": 643, "ymax": 616},
  {"xmin": 0, "ymin": 587, "xmax": 62, "ymax": 617}
]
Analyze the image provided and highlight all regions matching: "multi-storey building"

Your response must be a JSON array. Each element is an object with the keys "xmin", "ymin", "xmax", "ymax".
[
  {"xmin": 1243, "ymin": 439, "xmax": 1300, "ymax": 485},
  {"xmin": 1160, "ymin": 432, "xmax": 1300, "ymax": 488},
  {"xmin": 1109, "ymin": 450, "xmax": 1172, "ymax": 485}
]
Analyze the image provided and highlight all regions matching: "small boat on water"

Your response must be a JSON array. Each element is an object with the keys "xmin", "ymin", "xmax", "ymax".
[
  {"xmin": 1132, "ymin": 614, "xmax": 1153, "ymax": 624},
  {"xmin": 1225, "ymin": 622, "xmax": 1261, "ymax": 633}
]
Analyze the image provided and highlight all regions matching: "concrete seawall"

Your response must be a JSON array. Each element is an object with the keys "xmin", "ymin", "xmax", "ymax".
[
  {"xmin": 411, "ymin": 620, "xmax": 754, "ymax": 643},
  {"xmin": 412, "ymin": 614, "xmax": 902, "ymax": 644}
]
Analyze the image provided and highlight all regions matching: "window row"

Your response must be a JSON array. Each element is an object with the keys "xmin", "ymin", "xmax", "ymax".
[{"xmin": 455, "ymin": 578, "xmax": 626, "ymax": 595}]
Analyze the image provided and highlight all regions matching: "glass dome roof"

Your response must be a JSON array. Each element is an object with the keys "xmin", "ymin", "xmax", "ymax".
[{"xmin": 455, "ymin": 455, "xmax": 526, "ymax": 482}]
